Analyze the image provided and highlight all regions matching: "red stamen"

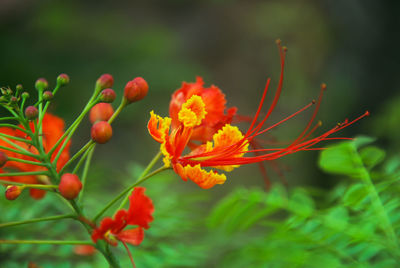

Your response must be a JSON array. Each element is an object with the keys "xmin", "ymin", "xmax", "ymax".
[
  {"xmin": 246, "ymin": 40, "xmax": 286, "ymax": 138},
  {"xmin": 121, "ymin": 240, "xmax": 136, "ymax": 268}
]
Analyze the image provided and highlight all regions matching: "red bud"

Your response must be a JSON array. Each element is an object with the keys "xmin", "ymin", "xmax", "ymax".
[
  {"xmin": 59, "ymin": 173, "xmax": 82, "ymax": 200},
  {"xmin": 89, "ymin": 103, "xmax": 114, "ymax": 124},
  {"xmin": 57, "ymin": 73, "xmax": 70, "ymax": 86},
  {"xmin": 5, "ymin": 185, "xmax": 23, "ymax": 200},
  {"xmin": 43, "ymin": 91, "xmax": 54, "ymax": 101},
  {"xmin": 35, "ymin": 78, "xmax": 48, "ymax": 91},
  {"xmin": 123, "ymin": 77, "xmax": 148, "ymax": 103},
  {"xmin": 91, "ymin": 121, "xmax": 113, "ymax": 144},
  {"xmin": 96, "ymin": 74, "xmax": 114, "ymax": 90},
  {"xmin": 100, "ymin": 88, "xmax": 116, "ymax": 103},
  {"xmin": 25, "ymin": 106, "xmax": 39, "ymax": 120}
]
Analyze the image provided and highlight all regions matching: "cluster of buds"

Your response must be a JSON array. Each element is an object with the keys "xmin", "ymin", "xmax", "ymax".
[{"xmin": 1, "ymin": 73, "xmax": 149, "ymax": 201}]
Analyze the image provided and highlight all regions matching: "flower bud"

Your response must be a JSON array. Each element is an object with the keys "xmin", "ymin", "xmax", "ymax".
[
  {"xmin": 5, "ymin": 185, "xmax": 23, "ymax": 200},
  {"xmin": 89, "ymin": 103, "xmax": 114, "ymax": 124},
  {"xmin": 0, "ymin": 151, "xmax": 8, "ymax": 167},
  {"xmin": 59, "ymin": 173, "xmax": 82, "ymax": 200},
  {"xmin": 30, "ymin": 188, "xmax": 46, "ymax": 200},
  {"xmin": 57, "ymin": 73, "xmax": 70, "ymax": 86},
  {"xmin": 91, "ymin": 121, "xmax": 113, "ymax": 144},
  {"xmin": 25, "ymin": 106, "xmax": 38, "ymax": 120},
  {"xmin": 16, "ymin": 84, "xmax": 23, "ymax": 92},
  {"xmin": 43, "ymin": 91, "xmax": 54, "ymax": 101},
  {"xmin": 99, "ymin": 88, "xmax": 116, "ymax": 103},
  {"xmin": 96, "ymin": 74, "xmax": 114, "ymax": 90},
  {"xmin": 22, "ymin": 92, "xmax": 30, "ymax": 99},
  {"xmin": 123, "ymin": 77, "xmax": 149, "ymax": 103},
  {"xmin": 10, "ymin": 96, "xmax": 17, "ymax": 104},
  {"xmin": 35, "ymin": 78, "xmax": 48, "ymax": 91}
]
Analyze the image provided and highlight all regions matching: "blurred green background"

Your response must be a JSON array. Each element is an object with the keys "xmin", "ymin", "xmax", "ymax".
[{"xmin": 0, "ymin": 0, "xmax": 399, "ymax": 267}]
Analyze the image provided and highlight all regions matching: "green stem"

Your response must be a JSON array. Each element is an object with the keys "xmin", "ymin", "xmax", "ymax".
[
  {"xmin": 93, "ymin": 166, "xmax": 169, "ymax": 222},
  {"xmin": 0, "ymin": 145, "xmax": 39, "ymax": 158},
  {"xmin": 108, "ymin": 98, "xmax": 127, "ymax": 124},
  {"xmin": 116, "ymin": 152, "xmax": 162, "ymax": 211},
  {"xmin": 7, "ymin": 156, "xmax": 48, "ymax": 166},
  {"xmin": 0, "ymin": 171, "xmax": 49, "ymax": 177},
  {"xmin": 0, "ymin": 117, "xmax": 18, "ymax": 122},
  {"xmin": 78, "ymin": 145, "xmax": 95, "ymax": 205},
  {"xmin": 0, "ymin": 132, "xmax": 33, "ymax": 144},
  {"xmin": 0, "ymin": 180, "xmax": 57, "ymax": 189},
  {"xmin": 0, "ymin": 240, "xmax": 93, "ymax": 245},
  {"xmin": 0, "ymin": 123, "xmax": 30, "ymax": 134},
  {"xmin": 0, "ymin": 214, "xmax": 74, "ymax": 228},
  {"xmin": 48, "ymin": 85, "xmax": 101, "ymax": 158},
  {"xmin": 0, "ymin": 136, "xmax": 33, "ymax": 155},
  {"xmin": 362, "ymin": 169, "xmax": 399, "ymax": 247},
  {"xmin": 61, "ymin": 140, "xmax": 94, "ymax": 174}
]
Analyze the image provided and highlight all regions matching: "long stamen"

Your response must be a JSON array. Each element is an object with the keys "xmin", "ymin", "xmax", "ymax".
[
  {"xmin": 121, "ymin": 240, "xmax": 136, "ymax": 268},
  {"xmin": 246, "ymin": 40, "xmax": 287, "ymax": 138},
  {"xmin": 249, "ymin": 101, "xmax": 314, "ymax": 139},
  {"xmin": 246, "ymin": 78, "xmax": 271, "ymax": 135},
  {"xmin": 288, "ymin": 83, "xmax": 326, "ymax": 147}
]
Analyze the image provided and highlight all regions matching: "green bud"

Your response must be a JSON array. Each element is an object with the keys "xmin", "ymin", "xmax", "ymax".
[{"xmin": 35, "ymin": 78, "xmax": 48, "ymax": 91}]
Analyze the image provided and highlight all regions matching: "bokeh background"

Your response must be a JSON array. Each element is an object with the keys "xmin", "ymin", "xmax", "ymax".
[{"xmin": 0, "ymin": 0, "xmax": 399, "ymax": 267}]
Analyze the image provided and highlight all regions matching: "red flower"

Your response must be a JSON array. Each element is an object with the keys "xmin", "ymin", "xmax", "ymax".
[
  {"xmin": 148, "ymin": 41, "xmax": 369, "ymax": 189},
  {"xmin": 91, "ymin": 187, "xmax": 154, "ymax": 246},
  {"xmin": 0, "ymin": 113, "xmax": 71, "ymax": 199}
]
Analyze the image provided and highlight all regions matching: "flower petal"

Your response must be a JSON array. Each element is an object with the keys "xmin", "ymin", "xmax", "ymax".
[
  {"xmin": 127, "ymin": 187, "xmax": 154, "ymax": 229},
  {"xmin": 116, "ymin": 227, "xmax": 144, "ymax": 246},
  {"xmin": 180, "ymin": 164, "xmax": 226, "ymax": 189},
  {"xmin": 147, "ymin": 111, "xmax": 171, "ymax": 143}
]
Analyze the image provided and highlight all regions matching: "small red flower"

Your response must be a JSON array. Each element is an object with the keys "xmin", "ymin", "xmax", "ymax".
[{"xmin": 91, "ymin": 187, "xmax": 154, "ymax": 246}]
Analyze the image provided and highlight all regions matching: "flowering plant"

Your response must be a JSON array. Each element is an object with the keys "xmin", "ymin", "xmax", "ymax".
[{"xmin": 0, "ymin": 41, "xmax": 370, "ymax": 267}]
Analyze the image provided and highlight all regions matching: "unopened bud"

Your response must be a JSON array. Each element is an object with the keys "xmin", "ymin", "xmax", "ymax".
[
  {"xmin": 99, "ymin": 88, "xmax": 116, "ymax": 103},
  {"xmin": 16, "ymin": 84, "xmax": 23, "ymax": 92},
  {"xmin": 25, "ymin": 106, "xmax": 39, "ymax": 120},
  {"xmin": 22, "ymin": 92, "xmax": 30, "ymax": 99},
  {"xmin": 7, "ymin": 89, "xmax": 13, "ymax": 95},
  {"xmin": 5, "ymin": 185, "xmax": 23, "ymax": 200},
  {"xmin": 43, "ymin": 91, "xmax": 54, "ymax": 101},
  {"xmin": 91, "ymin": 121, "xmax": 113, "ymax": 144},
  {"xmin": 96, "ymin": 74, "xmax": 114, "ymax": 90},
  {"xmin": 35, "ymin": 78, "xmax": 48, "ymax": 91},
  {"xmin": 57, "ymin": 73, "xmax": 70, "ymax": 86},
  {"xmin": 10, "ymin": 96, "xmax": 18, "ymax": 104},
  {"xmin": 123, "ymin": 77, "xmax": 149, "ymax": 103},
  {"xmin": 0, "ymin": 151, "xmax": 8, "ymax": 167},
  {"xmin": 59, "ymin": 173, "xmax": 82, "ymax": 200},
  {"xmin": 89, "ymin": 103, "xmax": 114, "ymax": 124}
]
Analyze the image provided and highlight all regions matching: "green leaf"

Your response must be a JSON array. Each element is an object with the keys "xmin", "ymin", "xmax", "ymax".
[
  {"xmin": 318, "ymin": 142, "xmax": 364, "ymax": 178},
  {"xmin": 352, "ymin": 135, "xmax": 375, "ymax": 148},
  {"xmin": 342, "ymin": 183, "xmax": 369, "ymax": 210},
  {"xmin": 359, "ymin": 146, "xmax": 385, "ymax": 169}
]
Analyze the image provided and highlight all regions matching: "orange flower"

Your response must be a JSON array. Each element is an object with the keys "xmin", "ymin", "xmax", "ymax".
[
  {"xmin": 0, "ymin": 113, "xmax": 71, "ymax": 199},
  {"xmin": 169, "ymin": 77, "xmax": 237, "ymax": 147},
  {"xmin": 148, "ymin": 41, "xmax": 369, "ymax": 189}
]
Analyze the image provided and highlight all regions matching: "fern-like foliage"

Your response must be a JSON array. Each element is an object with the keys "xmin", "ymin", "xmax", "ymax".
[{"xmin": 204, "ymin": 136, "xmax": 400, "ymax": 267}]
